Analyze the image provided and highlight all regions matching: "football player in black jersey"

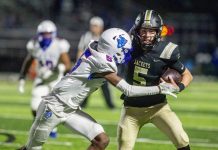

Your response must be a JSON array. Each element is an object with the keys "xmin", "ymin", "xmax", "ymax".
[{"xmin": 117, "ymin": 10, "xmax": 193, "ymax": 150}]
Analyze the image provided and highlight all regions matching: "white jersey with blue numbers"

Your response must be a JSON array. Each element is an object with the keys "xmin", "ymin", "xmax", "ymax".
[
  {"xmin": 51, "ymin": 41, "xmax": 117, "ymax": 109},
  {"xmin": 26, "ymin": 37, "xmax": 70, "ymax": 82}
]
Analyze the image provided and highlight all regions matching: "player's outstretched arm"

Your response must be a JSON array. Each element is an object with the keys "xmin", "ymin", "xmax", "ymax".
[
  {"xmin": 99, "ymin": 72, "xmax": 178, "ymax": 97},
  {"xmin": 19, "ymin": 54, "xmax": 34, "ymax": 79}
]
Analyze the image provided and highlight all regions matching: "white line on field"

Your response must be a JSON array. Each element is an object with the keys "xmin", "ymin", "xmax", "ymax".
[
  {"xmin": 0, "ymin": 130, "xmax": 73, "ymax": 147},
  {"xmin": 0, "ymin": 142, "xmax": 20, "ymax": 148},
  {"xmin": 109, "ymin": 137, "xmax": 218, "ymax": 148},
  {"xmin": 0, "ymin": 141, "xmax": 72, "ymax": 148},
  {"xmin": 0, "ymin": 115, "xmax": 32, "ymax": 120},
  {"xmin": 47, "ymin": 141, "xmax": 72, "ymax": 146},
  {"xmin": 1, "ymin": 129, "xmax": 218, "ymax": 148}
]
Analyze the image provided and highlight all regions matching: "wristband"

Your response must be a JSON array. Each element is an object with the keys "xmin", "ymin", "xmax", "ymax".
[{"xmin": 178, "ymin": 82, "xmax": 185, "ymax": 92}]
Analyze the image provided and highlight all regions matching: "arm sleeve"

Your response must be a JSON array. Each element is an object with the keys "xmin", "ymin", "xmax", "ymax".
[{"xmin": 116, "ymin": 79, "xmax": 160, "ymax": 97}]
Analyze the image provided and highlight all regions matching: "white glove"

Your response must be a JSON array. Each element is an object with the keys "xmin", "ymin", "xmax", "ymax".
[
  {"xmin": 18, "ymin": 79, "xmax": 25, "ymax": 94},
  {"xmin": 38, "ymin": 67, "xmax": 53, "ymax": 80},
  {"xmin": 58, "ymin": 63, "xmax": 66, "ymax": 74},
  {"xmin": 42, "ymin": 69, "xmax": 53, "ymax": 79},
  {"xmin": 158, "ymin": 82, "xmax": 179, "ymax": 98}
]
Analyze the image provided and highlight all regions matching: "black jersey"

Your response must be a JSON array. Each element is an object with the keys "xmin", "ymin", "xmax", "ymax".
[{"xmin": 123, "ymin": 40, "xmax": 186, "ymax": 107}]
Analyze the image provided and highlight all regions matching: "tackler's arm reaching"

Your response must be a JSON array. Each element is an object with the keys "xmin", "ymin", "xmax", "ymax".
[{"xmin": 99, "ymin": 72, "xmax": 179, "ymax": 98}]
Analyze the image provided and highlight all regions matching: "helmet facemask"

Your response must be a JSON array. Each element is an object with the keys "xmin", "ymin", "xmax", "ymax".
[
  {"xmin": 137, "ymin": 28, "xmax": 160, "ymax": 51},
  {"xmin": 38, "ymin": 32, "xmax": 56, "ymax": 50},
  {"xmin": 113, "ymin": 47, "xmax": 133, "ymax": 64}
]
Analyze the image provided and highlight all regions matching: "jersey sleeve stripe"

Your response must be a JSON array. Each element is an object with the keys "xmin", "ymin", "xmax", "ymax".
[{"xmin": 160, "ymin": 42, "xmax": 178, "ymax": 59}]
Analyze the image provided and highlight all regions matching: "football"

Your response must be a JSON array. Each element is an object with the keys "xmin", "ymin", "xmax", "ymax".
[{"xmin": 161, "ymin": 68, "xmax": 182, "ymax": 84}]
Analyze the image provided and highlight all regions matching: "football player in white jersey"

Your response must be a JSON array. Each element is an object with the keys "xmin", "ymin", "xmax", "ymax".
[
  {"xmin": 18, "ymin": 20, "xmax": 71, "ymax": 138},
  {"xmin": 19, "ymin": 28, "xmax": 179, "ymax": 150},
  {"xmin": 77, "ymin": 16, "xmax": 115, "ymax": 109}
]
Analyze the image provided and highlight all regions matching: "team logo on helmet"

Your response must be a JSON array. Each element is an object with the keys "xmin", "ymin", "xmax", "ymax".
[{"xmin": 116, "ymin": 35, "xmax": 127, "ymax": 48}]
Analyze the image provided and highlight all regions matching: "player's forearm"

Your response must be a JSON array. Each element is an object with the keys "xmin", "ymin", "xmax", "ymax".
[
  {"xmin": 19, "ymin": 54, "xmax": 34, "ymax": 79},
  {"xmin": 76, "ymin": 50, "xmax": 83, "ymax": 60},
  {"xmin": 60, "ymin": 53, "xmax": 71, "ymax": 74},
  {"xmin": 181, "ymin": 68, "xmax": 193, "ymax": 87},
  {"xmin": 116, "ymin": 79, "xmax": 160, "ymax": 97}
]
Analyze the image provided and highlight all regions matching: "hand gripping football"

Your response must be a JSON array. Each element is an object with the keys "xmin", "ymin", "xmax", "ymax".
[{"xmin": 161, "ymin": 68, "xmax": 182, "ymax": 84}]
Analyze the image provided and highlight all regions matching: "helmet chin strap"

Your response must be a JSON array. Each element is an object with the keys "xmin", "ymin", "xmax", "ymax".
[
  {"xmin": 141, "ymin": 43, "xmax": 153, "ymax": 51},
  {"xmin": 136, "ymin": 34, "xmax": 154, "ymax": 51},
  {"xmin": 137, "ymin": 32, "xmax": 161, "ymax": 51}
]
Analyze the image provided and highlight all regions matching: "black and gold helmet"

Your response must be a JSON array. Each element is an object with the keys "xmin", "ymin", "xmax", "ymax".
[{"xmin": 131, "ymin": 10, "xmax": 163, "ymax": 50}]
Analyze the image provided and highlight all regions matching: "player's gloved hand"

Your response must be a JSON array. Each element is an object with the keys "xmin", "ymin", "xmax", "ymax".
[
  {"xmin": 18, "ymin": 79, "xmax": 25, "ymax": 94},
  {"xmin": 39, "ymin": 67, "xmax": 53, "ymax": 80},
  {"xmin": 158, "ymin": 82, "xmax": 179, "ymax": 98}
]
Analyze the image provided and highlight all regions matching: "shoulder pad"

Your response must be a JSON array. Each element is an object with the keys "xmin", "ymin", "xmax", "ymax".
[
  {"xmin": 89, "ymin": 48, "xmax": 117, "ymax": 73},
  {"xmin": 58, "ymin": 38, "xmax": 70, "ymax": 53},
  {"xmin": 160, "ymin": 42, "xmax": 178, "ymax": 59},
  {"xmin": 26, "ymin": 39, "xmax": 37, "ymax": 52}
]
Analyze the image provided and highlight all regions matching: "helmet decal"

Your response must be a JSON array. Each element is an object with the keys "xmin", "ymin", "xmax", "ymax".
[
  {"xmin": 117, "ymin": 35, "xmax": 127, "ymax": 48},
  {"xmin": 144, "ymin": 10, "xmax": 152, "ymax": 26},
  {"xmin": 106, "ymin": 55, "xmax": 113, "ymax": 62}
]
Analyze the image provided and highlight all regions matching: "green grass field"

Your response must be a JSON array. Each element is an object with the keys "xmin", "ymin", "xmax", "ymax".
[{"xmin": 0, "ymin": 79, "xmax": 218, "ymax": 150}]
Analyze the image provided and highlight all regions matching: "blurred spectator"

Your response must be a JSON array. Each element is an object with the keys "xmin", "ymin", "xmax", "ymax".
[
  {"xmin": 49, "ymin": 0, "xmax": 63, "ymax": 22},
  {"xmin": 211, "ymin": 47, "xmax": 218, "ymax": 75},
  {"xmin": 195, "ymin": 42, "xmax": 217, "ymax": 75},
  {"xmin": 3, "ymin": 10, "xmax": 22, "ymax": 28}
]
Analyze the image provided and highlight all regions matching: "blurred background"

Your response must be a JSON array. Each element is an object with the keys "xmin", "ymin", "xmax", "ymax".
[
  {"xmin": 0, "ymin": 0, "xmax": 217, "ymax": 77},
  {"xmin": 0, "ymin": 1, "xmax": 218, "ymax": 150}
]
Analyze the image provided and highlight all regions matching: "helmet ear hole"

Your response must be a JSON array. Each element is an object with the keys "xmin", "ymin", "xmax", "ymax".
[{"xmin": 116, "ymin": 53, "xmax": 121, "ymax": 56}]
